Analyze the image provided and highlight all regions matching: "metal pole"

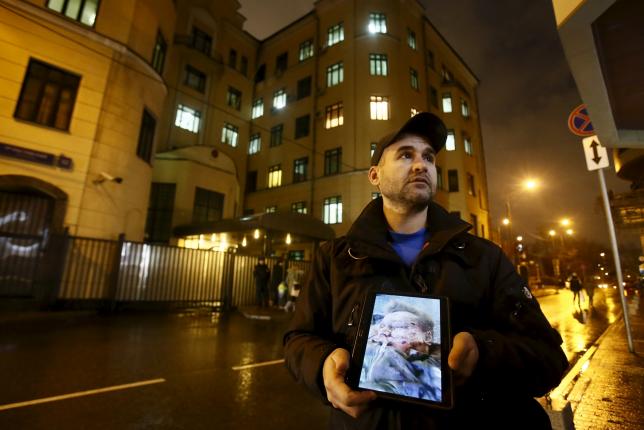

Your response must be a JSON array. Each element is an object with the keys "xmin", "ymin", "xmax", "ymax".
[{"xmin": 598, "ymin": 168, "xmax": 634, "ymax": 352}]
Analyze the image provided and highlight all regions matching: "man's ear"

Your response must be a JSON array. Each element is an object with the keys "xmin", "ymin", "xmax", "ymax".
[{"xmin": 368, "ymin": 166, "xmax": 380, "ymax": 186}]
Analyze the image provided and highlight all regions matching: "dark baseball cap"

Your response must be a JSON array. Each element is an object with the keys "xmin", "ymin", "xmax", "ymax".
[{"xmin": 370, "ymin": 112, "xmax": 447, "ymax": 166}]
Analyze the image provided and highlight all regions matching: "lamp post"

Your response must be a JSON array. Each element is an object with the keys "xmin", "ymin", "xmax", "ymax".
[{"xmin": 502, "ymin": 178, "xmax": 540, "ymax": 267}]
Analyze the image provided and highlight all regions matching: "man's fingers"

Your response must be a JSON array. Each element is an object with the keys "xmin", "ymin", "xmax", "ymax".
[{"xmin": 322, "ymin": 348, "xmax": 376, "ymax": 418}]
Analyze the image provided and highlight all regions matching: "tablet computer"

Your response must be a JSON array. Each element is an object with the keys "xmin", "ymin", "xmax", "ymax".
[{"xmin": 347, "ymin": 291, "xmax": 453, "ymax": 409}]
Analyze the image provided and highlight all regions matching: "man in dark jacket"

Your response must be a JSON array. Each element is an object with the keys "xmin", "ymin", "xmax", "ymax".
[
  {"xmin": 253, "ymin": 256, "xmax": 270, "ymax": 307},
  {"xmin": 283, "ymin": 112, "xmax": 568, "ymax": 429}
]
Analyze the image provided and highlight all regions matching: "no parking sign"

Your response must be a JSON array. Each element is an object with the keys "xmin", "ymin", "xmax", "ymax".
[{"xmin": 567, "ymin": 104, "xmax": 594, "ymax": 137}]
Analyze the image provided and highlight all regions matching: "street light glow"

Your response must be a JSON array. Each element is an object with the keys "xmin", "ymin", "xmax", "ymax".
[
  {"xmin": 286, "ymin": 233, "xmax": 292, "ymax": 245},
  {"xmin": 600, "ymin": 252, "xmax": 605, "ymax": 257},
  {"xmin": 523, "ymin": 179, "xmax": 539, "ymax": 190},
  {"xmin": 516, "ymin": 236, "xmax": 523, "ymax": 241},
  {"xmin": 548, "ymin": 229, "xmax": 556, "ymax": 237},
  {"xmin": 560, "ymin": 218, "xmax": 571, "ymax": 227},
  {"xmin": 502, "ymin": 218, "xmax": 510, "ymax": 226},
  {"xmin": 253, "ymin": 229, "xmax": 260, "ymax": 239},
  {"xmin": 565, "ymin": 228, "xmax": 573, "ymax": 235}
]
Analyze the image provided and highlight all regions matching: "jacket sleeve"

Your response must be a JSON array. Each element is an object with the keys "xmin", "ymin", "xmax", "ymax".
[
  {"xmin": 283, "ymin": 241, "xmax": 339, "ymax": 401},
  {"xmin": 468, "ymin": 246, "xmax": 569, "ymax": 397}
]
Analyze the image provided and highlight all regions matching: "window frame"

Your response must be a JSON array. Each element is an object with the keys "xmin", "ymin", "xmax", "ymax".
[
  {"xmin": 191, "ymin": 27, "xmax": 212, "ymax": 55},
  {"xmin": 369, "ymin": 53, "xmax": 388, "ymax": 76},
  {"xmin": 368, "ymin": 12, "xmax": 387, "ymax": 34},
  {"xmin": 448, "ymin": 169, "xmax": 459, "ymax": 192},
  {"xmin": 325, "ymin": 102, "xmax": 344, "ymax": 129},
  {"xmin": 184, "ymin": 64, "xmax": 206, "ymax": 93},
  {"xmin": 226, "ymin": 86, "xmax": 242, "ymax": 110},
  {"xmin": 327, "ymin": 22, "xmax": 345, "ymax": 46},
  {"xmin": 293, "ymin": 157, "xmax": 308, "ymax": 183},
  {"xmin": 136, "ymin": 108, "xmax": 156, "ymax": 163},
  {"xmin": 46, "ymin": 0, "xmax": 100, "ymax": 26},
  {"xmin": 369, "ymin": 95, "xmax": 390, "ymax": 120},
  {"xmin": 268, "ymin": 164, "xmax": 283, "ymax": 188},
  {"xmin": 299, "ymin": 39, "xmax": 314, "ymax": 62},
  {"xmin": 323, "ymin": 196, "xmax": 343, "ymax": 224},
  {"xmin": 326, "ymin": 62, "xmax": 344, "ymax": 87},
  {"xmin": 251, "ymin": 98, "xmax": 264, "ymax": 119},
  {"xmin": 270, "ymin": 124, "xmax": 284, "ymax": 147},
  {"xmin": 295, "ymin": 114, "xmax": 310, "ymax": 139},
  {"xmin": 221, "ymin": 122, "xmax": 239, "ymax": 147},
  {"xmin": 248, "ymin": 133, "xmax": 261, "ymax": 155},
  {"xmin": 273, "ymin": 88, "xmax": 287, "ymax": 110},
  {"xmin": 174, "ymin": 104, "xmax": 201, "ymax": 133},
  {"xmin": 324, "ymin": 147, "xmax": 342, "ymax": 176}
]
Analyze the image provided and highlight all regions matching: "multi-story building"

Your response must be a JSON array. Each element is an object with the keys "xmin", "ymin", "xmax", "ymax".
[
  {"xmin": 0, "ymin": 0, "xmax": 174, "ymax": 240},
  {"xmin": 1, "ymin": 0, "xmax": 490, "ymax": 260},
  {"xmin": 152, "ymin": 0, "xmax": 490, "ymax": 258}
]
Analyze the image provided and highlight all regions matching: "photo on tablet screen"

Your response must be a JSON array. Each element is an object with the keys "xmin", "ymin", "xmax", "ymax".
[{"xmin": 358, "ymin": 294, "xmax": 442, "ymax": 402}]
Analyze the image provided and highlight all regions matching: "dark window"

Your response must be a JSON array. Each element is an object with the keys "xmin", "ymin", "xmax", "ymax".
[
  {"xmin": 276, "ymin": 52, "xmax": 288, "ymax": 74},
  {"xmin": 246, "ymin": 170, "xmax": 257, "ymax": 193},
  {"xmin": 293, "ymin": 157, "xmax": 308, "ymax": 183},
  {"xmin": 227, "ymin": 86, "xmax": 242, "ymax": 110},
  {"xmin": 467, "ymin": 173, "xmax": 476, "ymax": 196},
  {"xmin": 324, "ymin": 148, "xmax": 342, "ymax": 176},
  {"xmin": 291, "ymin": 201, "xmax": 307, "ymax": 214},
  {"xmin": 410, "ymin": 68, "xmax": 419, "ymax": 90},
  {"xmin": 184, "ymin": 65, "xmax": 206, "ymax": 92},
  {"xmin": 436, "ymin": 165, "xmax": 443, "ymax": 190},
  {"xmin": 145, "ymin": 182, "xmax": 176, "ymax": 243},
  {"xmin": 270, "ymin": 124, "xmax": 283, "ymax": 147},
  {"xmin": 295, "ymin": 115, "xmax": 310, "ymax": 139},
  {"xmin": 151, "ymin": 31, "xmax": 167, "ymax": 74},
  {"xmin": 240, "ymin": 56, "xmax": 248, "ymax": 76},
  {"xmin": 297, "ymin": 76, "xmax": 312, "ymax": 99},
  {"xmin": 255, "ymin": 64, "xmax": 266, "ymax": 83},
  {"xmin": 47, "ymin": 0, "xmax": 99, "ymax": 26},
  {"xmin": 430, "ymin": 86, "xmax": 438, "ymax": 108},
  {"xmin": 427, "ymin": 50, "xmax": 435, "ymax": 69},
  {"xmin": 14, "ymin": 59, "xmax": 81, "ymax": 131},
  {"xmin": 193, "ymin": 187, "xmax": 224, "ymax": 223},
  {"xmin": 448, "ymin": 169, "xmax": 459, "ymax": 192},
  {"xmin": 470, "ymin": 214, "xmax": 478, "ymax": 236},
  {"xmin": 136, "ymin": 108, "xmax": 156, "ymax": 163},
  {"xmin": 228, "ymin": 49, "xmax": 237, "ymax": 68},
  {"xmin": 191, "ymin": 27, "xmax": 212, "ymax": 55}
]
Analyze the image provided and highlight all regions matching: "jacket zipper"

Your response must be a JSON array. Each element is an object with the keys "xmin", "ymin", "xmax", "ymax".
[{"xmin": 347, "ymin": 303, "xmax": 360, "ymax": 327}]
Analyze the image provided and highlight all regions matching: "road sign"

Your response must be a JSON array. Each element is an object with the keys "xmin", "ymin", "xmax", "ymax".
[
  {"xmin": 582, "ymin": 135, "xmax": 609, "ymax": 171},
  {"xmin": 568, "ymin": 104, "xmax": 595, "ymax": 136}
]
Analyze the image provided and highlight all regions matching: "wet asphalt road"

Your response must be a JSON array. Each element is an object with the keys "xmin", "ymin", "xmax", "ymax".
[{"xmin": 0, "ymin": 288, "xmax": 622, "ymax": 429}]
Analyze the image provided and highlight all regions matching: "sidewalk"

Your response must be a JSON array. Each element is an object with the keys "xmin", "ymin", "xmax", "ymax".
[{"xmin": 549, "ymin": 293, "xmax": 644, "ymax": 429}]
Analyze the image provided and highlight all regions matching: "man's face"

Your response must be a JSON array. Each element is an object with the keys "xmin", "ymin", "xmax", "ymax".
[
  {"xmin": 372, "ymin": 311, "xmax": 432, "ymax": 355},
  {"xmin": 369, "ymin": 135, "xmax": 437, "ymax": 210}
]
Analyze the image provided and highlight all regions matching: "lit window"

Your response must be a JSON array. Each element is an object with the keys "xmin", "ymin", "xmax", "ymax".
[
  {"xmin": 251, "ymin": 98, "xmax": 264, "ymax": 119},
  {"xmin": 291, "ymin": 201, "xmax": 307, "ymax": 214},
  {"xmin": 268, "ymin": 165, "xmax": 282, "ymax": 188},
  {"xmin": 368, "ymin": 13, "xmax": 387, "ymax": 34},
  {"xmin": 327, "ymin": 23, "xmax": 344, "ymax": 46},
  {"xmin": 461, "ymin": 99, "xmax": 470, "ymax": 118},
  {"xmin": 221, "ymin": 123, "xmax": 239, "ymax": 147},
  {"xmin": 410, "ymin": 68, "xmax": 419, "ymax": 90},
  {"xmin": 299, "ymin": 39, "xmax": 314, "ymax": 61},
  {"xmin": 226, "ymin": 86, "xmax": 241, "ymax": 110},
  {"xmin": 445, "ymin": 130, "xmax": 455, "ymax": 151},
  {"xmin": 325, "ymin": 102, "xmax": 344, "ymax": 129},
  {"xmin": 174, "ymin": 104, "xmax": 201, "ymax": 133},
  {"xmin": 442, "ymin": 67, "xmax": 453, "ymax": 82},
  {"xmin": 273, "ymin": 89, "xmax": 287, "ymax": 109},
  {"xmin": 248, "ymin": 133, "xmax": 261, "ymax": 154},
  {"xmin": 410, "ymin": 108, "xmax": 418, "ymax": 117},
  {"xmin": 323, "ymin": 196, "xmax": 343, "ymax": 224},
  {"xmin": 407, "ymin": 30, "xmax": 417, "ymax": 50},
  {"xmin": 370, "ymin": 96, "xmax": 389, "ymax": 120},
  {"xmin": 369, "ymin": 54, "xmax": 388, "ymax": 76},
  {"xmin": 14, "ymin": 59, "xmax": 80, "ymax": 131},
  {"xmin": 266, "ymin": 206, "xmax": 277, "ymax": 213},
  {"xmin": 464, "ymin": 136, "xmax": 473, "ymax": 155},
  {"xmin": 442, "ymin": 93, "xmax": 452, "ymax": 113},
  {"xmin": 47, "ymin": 0, "xmax": 99, "ymax": 26},
  {"xmin": 326, "ymin": 62, "xmax": 344, "ymax": 87}
]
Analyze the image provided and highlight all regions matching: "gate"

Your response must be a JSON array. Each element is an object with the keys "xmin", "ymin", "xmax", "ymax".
[{"xmin": 0, "ymin": 190, "xmax": 51, "ymax": 298}]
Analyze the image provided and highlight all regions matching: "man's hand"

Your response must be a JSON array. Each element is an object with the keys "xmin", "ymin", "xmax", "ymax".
[
  {"xmin": 448, "ymin": 332, "xmax": 479, "ymax": 385},
  {"xmin": 322, "ymin": 348, "xmax": 376, "ymax": 418}
]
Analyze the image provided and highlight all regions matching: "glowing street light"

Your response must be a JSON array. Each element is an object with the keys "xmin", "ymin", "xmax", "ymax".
[
  {"xmin": 600, "ymin": 252, "xmax": 605, "ymax": 257},
  {"xmin": 502, "ymin": 218, "xmax": 510, "ymax": 226},
  {"xmin": 565, "ymin": 229, "xmax": 574, "ymax": 235},
  {"xmin": 516, "ymin": 236, "xmax": 523, "ymax": 241},
  {"xmin": 560, "ymin": 218, "xmax": 571, "ymax": 227},
  {"xmin": 285, "ymin": 233, "xmax": 292, "ymax": 245},
  {"xmin": 241, "ymin": 236, "xmax": 247, "ymax": 247},
  {"xmin": 548, "ymin": 229, "xmax": 556, "ymax": 237},
  {"xmin": 253, "ymin": 229, "xmax": 260, "ymax": 239},
  {"xmin": 523, "ymin": 178, "xmax": 539, "ymax": 191}
]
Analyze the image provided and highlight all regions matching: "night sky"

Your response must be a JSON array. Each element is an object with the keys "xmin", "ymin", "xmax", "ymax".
[{"xmin": 238, "ymin": 0, "xmax": 633, "ymax": 247}]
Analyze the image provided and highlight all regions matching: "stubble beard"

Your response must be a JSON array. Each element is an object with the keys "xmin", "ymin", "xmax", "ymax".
[{"xmin": 382, "ymin": 182, "xmax": 434, "ymax": 214}]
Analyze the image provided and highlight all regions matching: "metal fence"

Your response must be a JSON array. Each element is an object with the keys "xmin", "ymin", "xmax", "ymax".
[{"xmin": 19, "ymin": 234, "xmax": 311, "ymax": 310}]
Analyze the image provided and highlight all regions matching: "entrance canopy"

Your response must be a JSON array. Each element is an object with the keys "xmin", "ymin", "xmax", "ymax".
[{"xmin": 173, "ymin": 212, "xmax": 336, "ymax": 242}]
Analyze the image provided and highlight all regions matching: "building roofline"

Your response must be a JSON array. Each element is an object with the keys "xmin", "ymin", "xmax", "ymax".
[
  {"xmin": 258, "ymin": 9, "xmax": 316, "ymax": 43},
  {"xmin": 423, "ymin": 16, "xmax": 479, "ymax": 84}
]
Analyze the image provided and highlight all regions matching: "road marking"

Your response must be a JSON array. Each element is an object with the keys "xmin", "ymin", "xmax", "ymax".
[
  {"xmin": 232, "ymin": 359, "xmax": 284, "ymax": 371},
  {"xmin": 0, "ymin": 378, "xmax": 166, "ymax": 411}
]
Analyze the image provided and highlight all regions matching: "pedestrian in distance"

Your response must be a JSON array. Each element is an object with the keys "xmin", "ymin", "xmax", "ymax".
[
  {"xmin": 283, "ymin": 112, "xmax": 568, "ymax": 429},
  {"xmin": 585, "ymin": 280, "xmax": 596, "ymax": 309},
  {"xmin": 569, "ymin": 273, "xmax": 583, "ymax": 311},
  {"xmin": 253, "ymin": 256, "xmax": 270, "ymax": 308},
  {"xmin": 270, "ymin": 259, "xmax": 284, "ymax": 307}
]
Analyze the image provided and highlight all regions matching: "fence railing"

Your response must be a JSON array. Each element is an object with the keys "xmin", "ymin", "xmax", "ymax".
[{"xmin": 1, "ymin": 232, "xmax": 311, "ymax": 310}]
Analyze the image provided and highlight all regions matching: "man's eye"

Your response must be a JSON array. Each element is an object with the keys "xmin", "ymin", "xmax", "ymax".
[{"xmin": 423, "ymin": 154, "xmax": 435, "ymax": 162}]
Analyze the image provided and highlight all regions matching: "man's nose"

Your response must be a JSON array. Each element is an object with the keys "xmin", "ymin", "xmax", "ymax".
[{"xmin": 412, "ymin": 156, "xmax": 428, "ymax": 171}]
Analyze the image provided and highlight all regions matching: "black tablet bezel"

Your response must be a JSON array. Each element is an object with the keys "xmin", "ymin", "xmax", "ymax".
[{"xmin": 347, "ymin": 291, "xmax": 453, "ymax": 409}]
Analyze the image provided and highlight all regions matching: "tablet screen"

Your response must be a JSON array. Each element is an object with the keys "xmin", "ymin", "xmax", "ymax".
[{"xmin": 350, "ymin": 292, "xmax": 451, "ymax": 408}]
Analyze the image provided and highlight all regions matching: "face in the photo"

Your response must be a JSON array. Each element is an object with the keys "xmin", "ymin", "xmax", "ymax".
[{"xmin": 371, "ymin": 310, "xmax": 432, "ymax": 355}]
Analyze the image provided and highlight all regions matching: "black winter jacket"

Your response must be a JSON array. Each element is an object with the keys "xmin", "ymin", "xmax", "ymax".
[{"xmin": 284, "ymin": 198, "xmax": 568, "ymax": 429}]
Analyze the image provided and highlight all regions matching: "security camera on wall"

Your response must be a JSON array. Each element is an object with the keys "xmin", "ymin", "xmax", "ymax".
[{"xmin": 93, "ymin": 172, "xmax": 123, "ymax": 185}]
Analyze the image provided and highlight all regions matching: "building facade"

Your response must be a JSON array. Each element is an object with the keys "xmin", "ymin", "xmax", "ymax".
[
  {"xmin": 1, "ymin": 0, "xmax": 490, "ymax": 259},
  {"xmin": 0, "ymin": 0, "xmax": 174, "ymax": 240},
  {"xmin": 150, "ymin": 0, "xmax": 490, "ymax": 258}
]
